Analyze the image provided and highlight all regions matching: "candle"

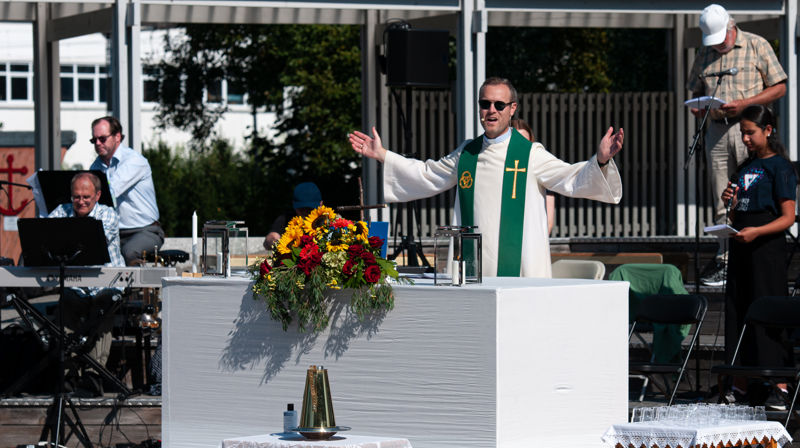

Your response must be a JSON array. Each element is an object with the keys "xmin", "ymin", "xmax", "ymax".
[{"xmin": 192, "ymin": 211, "xmax": 198, "ymax": 273}]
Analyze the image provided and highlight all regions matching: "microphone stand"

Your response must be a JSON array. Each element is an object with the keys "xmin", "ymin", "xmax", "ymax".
[{"xmin": 685, "ymin": 73, "xmax": 726, "ymax": 295}]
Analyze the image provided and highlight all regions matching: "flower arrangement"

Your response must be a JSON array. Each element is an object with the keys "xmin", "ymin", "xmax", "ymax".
[{"xmin": 252, "ymin": 205, "xmax": 404, "ymax": 332}]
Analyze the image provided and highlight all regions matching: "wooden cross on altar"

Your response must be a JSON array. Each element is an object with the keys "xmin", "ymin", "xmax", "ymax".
[{"xmin": 336, "ymin": 177, "xmax": 386, "ymax": 221}]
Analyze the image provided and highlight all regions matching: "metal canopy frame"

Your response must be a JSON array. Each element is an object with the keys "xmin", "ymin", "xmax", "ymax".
[{"xmin": 2, "ymin": 0, "xmax": 796, "ymax": 228}]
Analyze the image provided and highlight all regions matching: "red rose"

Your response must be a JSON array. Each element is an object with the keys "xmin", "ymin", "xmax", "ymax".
[
  {"xmin": 300, "ymin": 245, "xmax": 323, "ymax": 271},
  {"xmin": 342, "ymin": 259, "xmax": 355, "ymax": 276},
  {"xmin": 299, "ymin": 235, "xmax": 314, "ymax": 247},
  {"xmin": 364, "ymin": 265, "xmax": 381, "ymax": 283},
  {"xmin": 368, "ymin": 236, "xmax": 384, "ymax": 250},
  {"xmin": 259, "ymin": 260, "xmax": 271, "ymax": 276},
  {"xmin": 361, "ymin": 252, "xmax": 376, "ymax": 265},
  {"xmin": 348, "ymin": 244, "xmax": 365, "ymax": 257}
]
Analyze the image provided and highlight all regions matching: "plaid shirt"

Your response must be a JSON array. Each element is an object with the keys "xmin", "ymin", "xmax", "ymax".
[
  {"xmin": 687, "ymin": 28, "xmax": 786, "ymax": 119},
  {"xmin": 48, "ymin": 203, "xmax": 126, "ymax": 268}
]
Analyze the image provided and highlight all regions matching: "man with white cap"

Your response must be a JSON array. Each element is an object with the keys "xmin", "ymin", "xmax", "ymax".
[{"xmin": 687, "ymin": 3, "xmax": 787, "ymax": 286}]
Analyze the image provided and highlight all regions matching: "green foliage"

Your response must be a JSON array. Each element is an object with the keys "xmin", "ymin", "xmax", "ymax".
[
  {"xmin": 150, "ymin": 24, "xmax": 363, "ymax": 234},
  {"xmin": 145, "ymin": 139, "xmax": 272, "ymax": 237},
  {"xmin": 487, "ymin": 28, "xmax": 668, "ymax": 93}
]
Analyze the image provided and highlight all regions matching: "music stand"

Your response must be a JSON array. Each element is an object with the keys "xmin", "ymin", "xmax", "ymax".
[
  {"xmin": 33, "ymin": 170, "xmax": 113, "ymax": 215},
  {"xmin": 18, "ymin": 217, "xmax": 113, "ymax": 448}
]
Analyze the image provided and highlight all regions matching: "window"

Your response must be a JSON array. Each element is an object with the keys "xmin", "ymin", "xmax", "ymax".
[
  {"xmin": 0, "ymin": 64, "xmax": 6, "ymax": 101},
  {"xmin": 207, "ymin": 79, "xmax": 223, "ymax": 103},
  {"xmin": 8, "ymin": 63, "xmax": 31, "ymax": 101},
  {"xmin": 61, "ymin": 64, "xmax": 74, "ymax": 101},
  {"xmin": 61, "ymin": 77, "xmax": 74, "ymax": 101},
  {"xmin": 53, "ymin": 63, "xmax": 109, "ymax": 104},
  {"xmin": 99, "ymin": 77, "xmax": 108, "ymax": 103},
  {"xmin": 142, "ymin": 65, "xmax": 159, "ymax": 103},
  {"xmin": 11, "ymin": 77, "xmax": 27, "ymax": 100},
  {"xmin": 227, "ymin": 82, "xmax": 245, "ymax": 105},
  {"xmin": 78, "ymin": 79, "xmax": 94, "ymax": 101}
]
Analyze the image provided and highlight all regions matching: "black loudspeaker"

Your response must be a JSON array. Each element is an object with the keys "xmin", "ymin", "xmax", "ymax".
[{"xmin": 386, "ymin": 28, "xmax": 450, "ymax": 88}]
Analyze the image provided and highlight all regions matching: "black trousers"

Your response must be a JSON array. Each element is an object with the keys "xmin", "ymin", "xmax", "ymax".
[{"xmin": 725, "ymin": 211, "xmax": 792, "ymax": 368}]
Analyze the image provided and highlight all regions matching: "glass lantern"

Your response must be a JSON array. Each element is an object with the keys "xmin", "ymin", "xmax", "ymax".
[
  {"xmin": 202, "ymin": 220, "xmax": 248, "ymax": 276},
  {"xmin": 433, "ymin": 226, "xmax": 482, "ymax": 286}
]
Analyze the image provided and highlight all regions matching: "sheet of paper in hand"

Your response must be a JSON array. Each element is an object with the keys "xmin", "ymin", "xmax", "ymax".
[
  {"xmin": 684, "ymin": 96, "xmax": 726, "ymax": 109},
  {"xmin": 704, "ymin": 224, "xmax": 738, "ymax": 238}
]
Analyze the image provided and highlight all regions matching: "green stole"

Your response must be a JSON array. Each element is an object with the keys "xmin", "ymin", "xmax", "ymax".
[{"xmin": 457, "ymin": 128, "xmax": 532, "ymax": 276}]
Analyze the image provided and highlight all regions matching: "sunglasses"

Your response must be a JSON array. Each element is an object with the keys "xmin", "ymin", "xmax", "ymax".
[
  {"xmin": 478, "ymin": 100, "xmax": 514, "ymax": 111},
  {"xmin": 90, "ymin": 134, "xmax": 112, "ymax": 144}
]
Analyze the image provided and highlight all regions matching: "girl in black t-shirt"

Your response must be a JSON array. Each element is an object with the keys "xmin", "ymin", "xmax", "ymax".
[{"xmin": 722, "ymin": 104, "xmax": 797, "ymax": 404}]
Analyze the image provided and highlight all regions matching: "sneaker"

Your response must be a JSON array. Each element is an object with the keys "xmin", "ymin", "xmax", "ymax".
[
  {"xmin": 766, "ymin": 388, "xmax": 789, "ymax": 411},
  {"xmin": 724, "ymin": 388, "xmax": 747, "ymax": 404},
  {"xmin": 701, "ymin": 264, "xmax": 726, "ymax": 286}
]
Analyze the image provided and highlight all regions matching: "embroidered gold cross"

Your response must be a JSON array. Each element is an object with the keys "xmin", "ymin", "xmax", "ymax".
[{"xmin": 505, "ymin": 160, "xmax": 526, "ymax": 199}]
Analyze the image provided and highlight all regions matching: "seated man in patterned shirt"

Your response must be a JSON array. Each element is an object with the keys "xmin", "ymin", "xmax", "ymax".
[{"xmin": 48, "ymin": 172, "xmax": 125, "ymax": 396}]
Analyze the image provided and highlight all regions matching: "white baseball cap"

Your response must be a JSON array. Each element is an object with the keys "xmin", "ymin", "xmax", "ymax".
[{"xmin": 700, "ymin": 4, "xmax": 730, "ymax": 46}]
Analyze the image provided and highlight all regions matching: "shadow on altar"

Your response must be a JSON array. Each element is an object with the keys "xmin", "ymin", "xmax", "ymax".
[{"xmin": 218, "ymin": 289, "xmax": 389, "ymax": 384}]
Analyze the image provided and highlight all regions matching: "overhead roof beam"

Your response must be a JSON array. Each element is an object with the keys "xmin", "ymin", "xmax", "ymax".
[{"xmin": 48, "ymin": 7, "xmax": 113, "ymax": 41}]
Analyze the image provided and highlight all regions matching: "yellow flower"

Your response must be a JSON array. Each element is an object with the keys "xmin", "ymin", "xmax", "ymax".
[
  {"xmin": 355, "ymin": 221, "xmax": 370, "ymax": 243},
  {"xmin": 304, "ymin": 206, "xmax": 337, "ymax": 235},
  {"xmin": 277, "ymin": 232, "xmax": 294, "ymax": 254},
  {"xmin": 326, "ymin": 242, "xmax": 349, "ymax": 252}
]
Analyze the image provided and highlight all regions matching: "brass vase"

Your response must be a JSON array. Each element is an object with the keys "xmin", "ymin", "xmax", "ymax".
[{"xmin": 295, "ymin": 365, "xmax": 349, "ymax": 440}]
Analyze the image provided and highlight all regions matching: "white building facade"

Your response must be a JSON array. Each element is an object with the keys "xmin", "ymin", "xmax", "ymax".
[{"xmin": 0, "ymin": 22, "xmax": 276, "ymax": 168}]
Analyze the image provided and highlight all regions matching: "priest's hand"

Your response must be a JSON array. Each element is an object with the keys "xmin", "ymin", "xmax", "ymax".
[
  {"xmin": 597, "ymin": 126, "xmax": 624, "ymax": 165},
  {"xmin": 349, "ymin": 127, "xmax": 387, "ymax": 163}
]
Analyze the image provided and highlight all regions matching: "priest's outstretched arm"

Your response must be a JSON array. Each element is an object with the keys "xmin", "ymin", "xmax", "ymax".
[{"xmin": 348, "ymin": 126, "xmax": 462, "ymax": 202}]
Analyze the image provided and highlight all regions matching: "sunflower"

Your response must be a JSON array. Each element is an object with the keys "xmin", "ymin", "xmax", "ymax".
[
  {"xmin": 355, "ymin": 221, "xmax": 370, "ymax": 243},
  {"xmin": 303, "ymin": 206, "xmax": 337, "ymax": 235},
  {"xmin": 276, "ymin": 222, "xmax": 304, "ymax": 254}
]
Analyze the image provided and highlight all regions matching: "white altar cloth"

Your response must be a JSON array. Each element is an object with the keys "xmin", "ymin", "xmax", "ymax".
[
  {"xmin": 162, "ymin": 276, "xmax": 629, "ymax": 448},
  {"xmin": 221, "ymin": 433, "xmax": 412, "ymax": 448},
  {"xmin": 601, "ymin": 420, "xmax": 792, "ymax": 447}
]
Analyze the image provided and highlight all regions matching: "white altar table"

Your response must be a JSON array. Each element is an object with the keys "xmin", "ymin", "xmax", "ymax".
[{"xmin": 162, "ymin": 276, "xmax": 629, "ymax": 448}]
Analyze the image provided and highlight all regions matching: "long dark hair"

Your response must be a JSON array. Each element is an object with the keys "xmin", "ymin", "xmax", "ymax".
[{"xmin": 740, "ymin": 104, "xmax": 787, "ymax": 159}]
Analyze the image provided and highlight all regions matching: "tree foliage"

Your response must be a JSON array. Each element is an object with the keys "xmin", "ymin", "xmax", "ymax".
[
  {"xmin": 487, "ymin": 28, "xmax": 668, "ymax": 93},
  {"xmin": 151, "ymin": 24, "xmax": 362, "ymax": 236}
]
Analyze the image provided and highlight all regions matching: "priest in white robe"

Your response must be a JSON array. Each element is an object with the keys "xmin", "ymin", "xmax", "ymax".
[{"xmin": 348, "ymin": 77, "xmax": 623, "ymax": 277}]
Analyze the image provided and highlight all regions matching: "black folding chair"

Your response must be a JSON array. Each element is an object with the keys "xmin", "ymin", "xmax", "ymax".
[
  {"xmin": 710, "ymin": 296, "xmax": 800, "ymax": 427},
  {"xmin": 629, "ymin": 294, "xmax": 708, "ymax": 405}
]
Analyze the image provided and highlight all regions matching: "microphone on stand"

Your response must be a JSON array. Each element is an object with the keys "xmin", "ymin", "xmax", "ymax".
[{"xmin": 702, "ymin": 67, "xmax": 739, "ymax": 78}]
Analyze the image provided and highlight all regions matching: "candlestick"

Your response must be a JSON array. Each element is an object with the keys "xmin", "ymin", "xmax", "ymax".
[{"xmin": 192, "ymin": 211, "xmax": 198, "ymax": 273}]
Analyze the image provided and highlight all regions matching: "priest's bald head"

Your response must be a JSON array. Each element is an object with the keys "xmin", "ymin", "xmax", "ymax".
[{"xmin": 479, "ymin": 77, "xmax": 518, "ymax": 139}]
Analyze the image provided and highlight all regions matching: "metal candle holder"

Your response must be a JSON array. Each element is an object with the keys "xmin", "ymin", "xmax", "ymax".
[
  {"xmin": 433, "ymin": 225, "xmax": 482, "ymax": 286},
  {"xmin": 202, "ymin": 220, "xmax": 247, "ymax": 276}
]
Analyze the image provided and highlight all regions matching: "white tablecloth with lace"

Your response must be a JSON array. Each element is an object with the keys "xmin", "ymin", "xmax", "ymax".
[
  {"xmin": 601, "ymin": 420, "xmax": 792, "ymax": 448},
  {"xmin": 220, "ymin": 433, "xmax": 412, "ymax": 448}
]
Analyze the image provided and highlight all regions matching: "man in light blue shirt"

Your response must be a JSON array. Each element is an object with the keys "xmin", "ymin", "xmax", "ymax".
[
  {"xmin": 89, "ymin": 116, "xmax": 163, "ymax": 265},
  {"xmin": 48, "ymin": 172, "xmax": 125, "ymax": 396}
]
